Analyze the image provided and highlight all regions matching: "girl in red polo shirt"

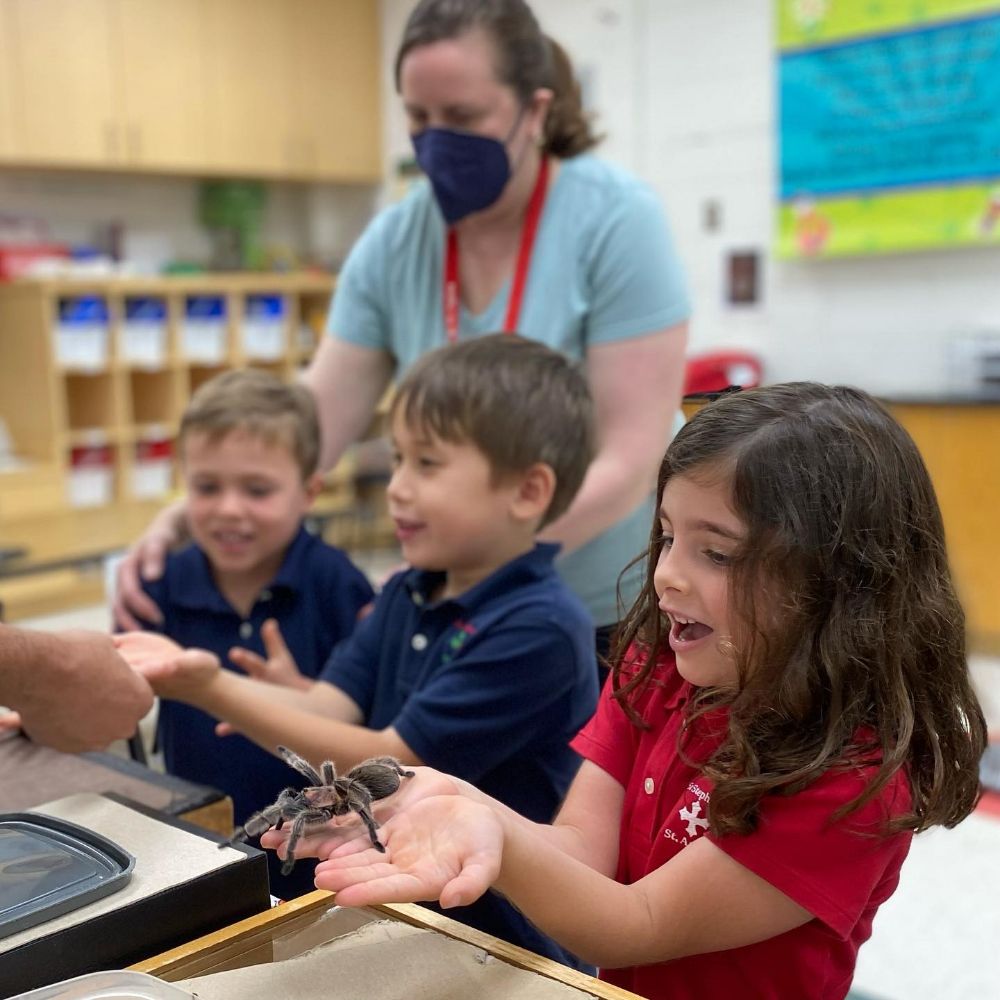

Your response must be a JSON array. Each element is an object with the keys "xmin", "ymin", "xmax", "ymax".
[{"xmin": 265, "ymin": 383, "xmax": 986, "ymax": 1000}]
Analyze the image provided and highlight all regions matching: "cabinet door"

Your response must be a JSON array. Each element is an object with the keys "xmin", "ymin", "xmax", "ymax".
[
  {"xmin": 5, "ymin": 0, "xmax": 120, "ymax": 164},
  {"xmin": 291, "ymin": 0, "xmax": 381, "ymax": 181},
  {"xmin": 0, "ymin": 5, "xmax": 15, "ymax": 158},
  {"xmin": 115, "ymin": 0, "xmax": 209, "ymax": 169},
  {"xmin": 203, "ymin": 0, "xmax": 295, "ymax": 176}
]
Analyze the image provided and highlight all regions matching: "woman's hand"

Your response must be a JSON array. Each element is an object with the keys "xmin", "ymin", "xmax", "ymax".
[
  {"xmin": 314, "ymin": 795, "xmax": 504, "ymax": 909},
  {"xmin": 260, "ymin": 766, "xmax": 468, "ymax": 862},
  {"xmin": 112, "ymin": 498, "xmax": 189, "ymax": 630},
  {"xmin": 113, "ymin": 632, "xmax": 221, "ymax": 700}
]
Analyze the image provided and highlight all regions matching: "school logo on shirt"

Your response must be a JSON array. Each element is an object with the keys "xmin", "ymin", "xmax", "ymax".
[
  {"xmin": 440, "ymin": 619, "xmax": 477, "ymax": 664},
  {"xmin": 663, "ymin": 782, "xmax": 711, "ymax": 847}
]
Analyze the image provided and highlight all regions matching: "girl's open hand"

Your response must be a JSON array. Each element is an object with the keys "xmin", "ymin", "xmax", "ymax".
[
  {"xmin": 259, "ymin": 766, "xmax": 467, "ymax": 862},
  {"xmin": 314, "ymin": 795, "xmax": 503, "ymax": 910},
  {"xmin": 113, "ymin": 632, "xmax": 221, "ymax": 699}
]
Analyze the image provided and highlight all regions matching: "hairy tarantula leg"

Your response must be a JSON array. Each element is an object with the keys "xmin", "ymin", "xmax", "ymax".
[
  {"xmin": 281, "ymin": 814, "xmax": 307, "ymax": 876},
  {"xmin": 354, "ymin": 803, "xmax": 387, "ymax": 853},
  {"xmin": 277, "ymin": 745, "xmax": 324, "ymax": 786},
  {"xmin": 219, "ymin": 805, "xmax": 282, "ymax": 848}
]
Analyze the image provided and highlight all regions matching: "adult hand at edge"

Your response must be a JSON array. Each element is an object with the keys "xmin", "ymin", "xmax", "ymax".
[{"xmin": 13, "ymin": 630, "xmax": 154, "ymax": 753}]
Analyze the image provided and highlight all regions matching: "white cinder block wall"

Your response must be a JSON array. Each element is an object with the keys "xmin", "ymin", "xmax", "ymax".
[{"xmin": 383, "ymin": 0, "xmax": 1000, "ymax": 396}]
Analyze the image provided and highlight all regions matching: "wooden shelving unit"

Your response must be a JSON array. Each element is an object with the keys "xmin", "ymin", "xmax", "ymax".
[
  {"xmin": 0, "ymin": 273, "xmax": 336, "ymax": 516},
  {"xmin": 0, "ymin": 273, "xmax": 395, "ymax": 620}
]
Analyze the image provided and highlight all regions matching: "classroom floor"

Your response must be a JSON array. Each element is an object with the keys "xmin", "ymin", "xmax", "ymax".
[{"xmin": 15, "ymin": 590, "xmax": 1000, "ymax": 1000}]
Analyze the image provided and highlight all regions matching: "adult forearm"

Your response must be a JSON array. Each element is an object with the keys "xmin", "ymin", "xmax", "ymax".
[
  {"xmin": 301, "ymin": 337, "xmax": 394, "ymax": 474},
  {"xmin": 538, "ymin": 450, "xmax": 658, "ymax": 554},
  {"xmin": 0, "ymin": 625, "xmax": 53, "ymax": 699}
]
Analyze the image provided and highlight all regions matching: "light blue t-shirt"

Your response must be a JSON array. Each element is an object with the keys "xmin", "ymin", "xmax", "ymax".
[{"xmin": 329, "ymin": 154, "xmax": 690, "ymax": 626}]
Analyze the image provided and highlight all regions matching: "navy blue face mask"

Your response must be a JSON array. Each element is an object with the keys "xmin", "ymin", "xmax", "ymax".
[{"xmin": 411, "ymin": 112, "xmax": 526, "ymax": 225}]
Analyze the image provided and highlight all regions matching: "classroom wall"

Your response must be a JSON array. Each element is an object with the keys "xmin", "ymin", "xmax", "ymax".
[
  {"xmin": 5, "ymin": 0, "xmax": 998, "ymax": 398},
  {"xmin": 381, "ymin": 0, "xmax": 1000, "ymax": 396}
]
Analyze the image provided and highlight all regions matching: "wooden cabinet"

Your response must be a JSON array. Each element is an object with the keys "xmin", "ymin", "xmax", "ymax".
[
  {"xmin": 203, "ymin": 0, "xmax": 294, "ymax": 176},
  {"xmin": 0, "ymin": 274, "xmax": 335, "ymax": 520},
  {"xmin": 117, "ymin": 0, "xmax": 210, "ymax": 170},
  {"xmin": 3, "ymin": 0, "xmax": 119, "ymax": 166},
  {"xmin": 290, "ymin": 0, "xmax": 383, "ymax": 181},
  {"xmin": 0, "ymin": 4, "xmax": 15, "ymax": 157},
  {"xmin": 0, "ymin": 0, "xmax": 381, "ymax": 180}
]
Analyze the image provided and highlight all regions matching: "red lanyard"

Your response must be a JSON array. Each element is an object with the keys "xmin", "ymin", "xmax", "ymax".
[{"xmin": 443, "ymin": 156, "xmax": 550, "ymax": 342}]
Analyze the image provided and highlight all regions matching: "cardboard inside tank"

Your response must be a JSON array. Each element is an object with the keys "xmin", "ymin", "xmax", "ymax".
[{"xmin": 175, "ymin": 903, "xmax": 605, "ymax": 1000}]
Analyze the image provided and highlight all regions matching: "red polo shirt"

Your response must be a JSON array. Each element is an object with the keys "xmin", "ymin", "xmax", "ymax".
[{"xmin": 571, "ymin": 652, "xmax": 912, "ymax": 1000}]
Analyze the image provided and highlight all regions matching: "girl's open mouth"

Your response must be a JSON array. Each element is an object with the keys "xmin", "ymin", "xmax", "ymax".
[{"xmin": 668, "ymin": 615, "xmax": 714, "ymax": 649}]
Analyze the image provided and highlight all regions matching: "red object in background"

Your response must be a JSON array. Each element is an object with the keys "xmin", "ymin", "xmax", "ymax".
[
  {"xmin": 0, "ymin": 243, "xmax": 70, "ymax": 280},
  {"xmin": 135, "ymin": 438, "xmax": 173, "ymax": 464},
  {"xmin": 70, "ymin": 443, "xmax": 113, "ymax": 470},
  {"xmin": 684, "ymin": 351, "xmax": 763, "ymax": 395}
]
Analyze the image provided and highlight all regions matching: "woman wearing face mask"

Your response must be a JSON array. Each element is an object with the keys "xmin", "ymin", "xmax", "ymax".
[{"xmin": 115, "ymin": 0, "xmax": 690, "ymax": 671}]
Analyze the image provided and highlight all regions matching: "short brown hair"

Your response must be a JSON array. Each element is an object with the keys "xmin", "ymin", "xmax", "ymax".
[
  {"xmin": 179, "ymin": 369, "xmax": 320, "ymax": 479},
  {"xmin": 391, "ymin": 334, "xmax": 594, "ymax": 526}
]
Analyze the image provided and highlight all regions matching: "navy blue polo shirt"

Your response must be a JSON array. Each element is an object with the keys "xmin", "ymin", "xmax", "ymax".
[
  {"xmin": 141, "ymin": 524, "xmax": 373, "ymax": 898},
  {"xmin": 320, "ymin": 541, "xmax": 598, "ymax": 966}
]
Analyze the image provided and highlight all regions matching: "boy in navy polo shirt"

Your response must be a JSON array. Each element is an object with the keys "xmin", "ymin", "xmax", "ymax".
[
  {"xmin": 134, "ymin": 369, "xmax": 374, "ymax": 898},
  {"xmin": 117, "ymin": 335, "xmax": 600, "ymax": 966}
]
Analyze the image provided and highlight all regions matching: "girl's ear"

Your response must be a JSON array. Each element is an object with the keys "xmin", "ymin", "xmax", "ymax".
[{"xmin": 509, "ymin": 462, "xmax": 556, "ymax": 526}]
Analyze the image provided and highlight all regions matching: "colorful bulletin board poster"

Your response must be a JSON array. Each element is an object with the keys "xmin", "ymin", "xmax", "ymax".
[{"xmin": 776, "ymin": 1, "xmax": 1000, "ymax": 258}]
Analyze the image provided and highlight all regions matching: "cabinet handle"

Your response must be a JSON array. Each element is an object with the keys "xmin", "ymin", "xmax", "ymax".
[{"xmin": 103, "ymin": 121, "xmax": 119, "ymax": 160}]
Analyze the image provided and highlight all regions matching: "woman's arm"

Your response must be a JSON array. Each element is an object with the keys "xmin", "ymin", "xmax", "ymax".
[
  {"xmin": 539, "ymin": 323, "xmax": 687, "ymax": 554},
  {"xmin": 302, "ymin": 335, "xmax": 395, "ymax": 474}
]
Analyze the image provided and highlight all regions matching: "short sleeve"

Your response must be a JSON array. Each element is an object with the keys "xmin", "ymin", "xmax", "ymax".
[
  {"xmin": 395, "ymin": 624, "xmax": 589, "ymax": 782},
  {"xmin": 585, "ymin": 183, "xmax": 690, "ymax": 345},
  {"xmin": 326, "ymin": 211, "xmax": 393, "ymax": 352},
  {"xmin": 712, "ymin": 769, "xmax": 913, "ymax": 938},
  {"xmin": 321, "ymin": 553, "xmax": 375, "ymax": 636},
  {"xmin": 571, "ymin": 676, "xmax": 638, "ymax": 788}
]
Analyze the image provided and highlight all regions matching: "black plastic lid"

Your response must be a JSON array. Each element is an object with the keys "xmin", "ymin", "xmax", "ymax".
[{"xmin": 0, "ymin": 813, "xmax": 135, "ymax": 940}]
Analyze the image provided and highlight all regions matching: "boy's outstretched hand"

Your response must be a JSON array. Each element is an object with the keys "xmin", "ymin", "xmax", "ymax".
[
  {"xmin": 313, "ymin": 795, "xmax": 504, "ymax": 910},
  {"xmin": 228, "ymin": 618, "xmax": 310, "ymax": 691},
  {"xmin": 113, "ymin": 632, "xmax": 221, "ymax": 699}
]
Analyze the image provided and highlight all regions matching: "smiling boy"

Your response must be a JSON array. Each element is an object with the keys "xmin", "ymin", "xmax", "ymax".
[
  {"xmin": 136, "ymin": 369, "xmax": 374, "ymax": 897},
  {"xmin": 118, "ymin": 335, "xmax": 599, "ymax": 964}
]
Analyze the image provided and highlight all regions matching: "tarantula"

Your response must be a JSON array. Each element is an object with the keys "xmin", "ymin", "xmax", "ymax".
[{"xmin": 222, "ymin": 746, "xmax": 414, "ymax": 874}]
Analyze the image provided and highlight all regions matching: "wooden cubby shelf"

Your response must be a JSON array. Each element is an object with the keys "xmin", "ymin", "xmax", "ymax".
[{"xmin": 0, "ymin": 273, "xmax": 334, "ymax": 518}]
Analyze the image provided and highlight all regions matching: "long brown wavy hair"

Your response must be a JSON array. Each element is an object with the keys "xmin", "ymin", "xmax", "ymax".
[
  {"xmin": 394, "ymin": 0, "xmax": 602, "ymax": 158},
  {"xmin": 612, "ymin": 383, "xmax": 987, "ymax": 837}
]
